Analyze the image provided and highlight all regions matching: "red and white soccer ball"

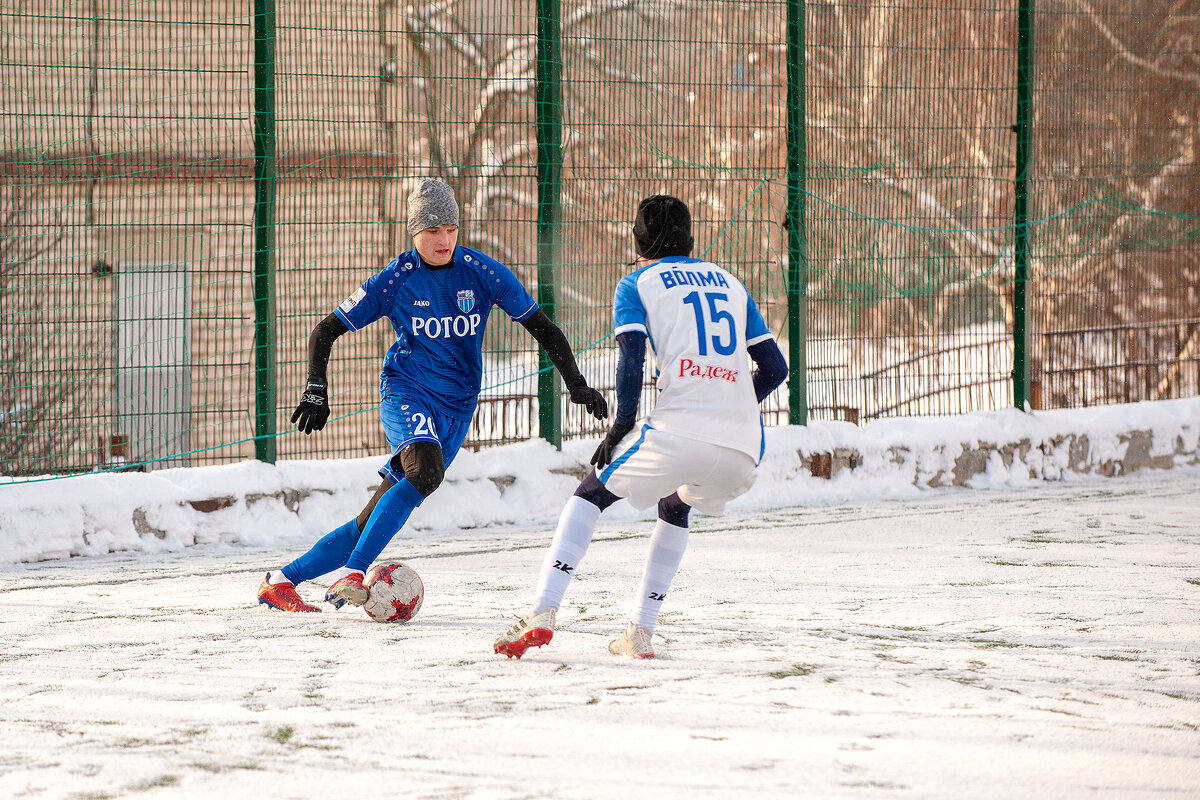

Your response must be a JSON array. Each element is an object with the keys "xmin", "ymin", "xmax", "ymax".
[{"xmin": 362, "ymin": 562, "xmax": 424, "ymax": 623}]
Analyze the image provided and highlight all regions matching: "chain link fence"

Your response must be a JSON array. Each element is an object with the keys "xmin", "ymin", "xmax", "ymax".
[{"xmin": 2, "ymin": 0, "xmax": 1197, "ymax": 479}]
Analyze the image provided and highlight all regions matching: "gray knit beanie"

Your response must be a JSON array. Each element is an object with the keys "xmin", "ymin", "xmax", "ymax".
[{"xmin": 406, "ymin": 178, "xmax": 459, "ymax": 237}]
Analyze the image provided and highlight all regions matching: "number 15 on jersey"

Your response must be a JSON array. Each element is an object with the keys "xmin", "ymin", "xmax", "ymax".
[{"xmin": 682, "ymin": 291, "xmax": 737, "ymax": 356}]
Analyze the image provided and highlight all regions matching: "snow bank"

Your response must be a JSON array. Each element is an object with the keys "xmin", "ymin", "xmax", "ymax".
[{"xmin": 1, "ymin": 398, "xmax": 1197, "ymax": 565}]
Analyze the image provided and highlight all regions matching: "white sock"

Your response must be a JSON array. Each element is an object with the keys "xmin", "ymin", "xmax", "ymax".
[
  {"xmin": 532, "ymin": 496, "xmax": 602, "ymax": 612},
  {"xmin": 630, "ymin": 519, "xmax": 689, "ymax": 631},
  {"xmin": 268, "ymin": 570, "xmax": 293, "ymax": 586},
  {"xmin": 333, "ymin": 566, "xmax": 362, "ymax": 580}
]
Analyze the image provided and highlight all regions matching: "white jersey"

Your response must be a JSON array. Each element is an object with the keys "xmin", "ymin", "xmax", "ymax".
[{"xmin": 612, "ymin": 256, "xmax": 774, "ymax": 462}]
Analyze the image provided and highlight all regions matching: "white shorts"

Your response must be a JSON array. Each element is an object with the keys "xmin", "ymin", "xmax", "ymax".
[{"xmin": 596, "ymin": 425, "xmax": 758, "ymax": 515}]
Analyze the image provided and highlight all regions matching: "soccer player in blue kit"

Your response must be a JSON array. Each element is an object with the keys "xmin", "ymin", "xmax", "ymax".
[
  {"xmin": 257, "ymin": 179, "xmax": 608, "ymax": 613},
  {"xmin": 494, "ymin": 194, "xmax": 788, "ymax": 658}
]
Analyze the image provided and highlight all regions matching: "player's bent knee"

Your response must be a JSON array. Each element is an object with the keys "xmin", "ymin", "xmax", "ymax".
[
  {"xmin": 395, "ymin": 442, "xmax": 445, "ymax": 498},
  {"xmin": 574, "ymin": 471, "xmax": 620, "ymax": 511},
  {"xmin": 658, "ymin": 491, "xmax": 691, "ymax": 528},
  {"xmin": 406, "ymin": 462, "xmax": 444, "ymax": 497}
]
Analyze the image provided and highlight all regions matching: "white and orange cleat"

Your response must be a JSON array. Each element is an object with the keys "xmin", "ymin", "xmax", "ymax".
[
  {"xmin": 494, "ymin": 608, "xmax": 556, "ymax": 659},
  {"xmin": 608, "ymin": 623, "xmax": 654, "ymax": 659},
  {"xmin": 257, "ymin": 574, "xmax": 321, "ymax": 613}
]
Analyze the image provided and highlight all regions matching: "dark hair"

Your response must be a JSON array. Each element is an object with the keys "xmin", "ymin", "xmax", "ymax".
[{"xmin": 633, "ymin": 195, "xmax": 693, "ymax": 258}]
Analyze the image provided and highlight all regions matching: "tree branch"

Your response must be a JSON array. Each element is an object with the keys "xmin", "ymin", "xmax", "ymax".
[{"xmin": 1074, "ymin": 0, "xmax": 1200, "ymax": 86}]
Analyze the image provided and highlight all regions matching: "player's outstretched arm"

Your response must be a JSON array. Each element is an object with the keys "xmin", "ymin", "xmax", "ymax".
[
  {"xmin": 591, "ymin": 330, "xmax": 645, "ymax": 468},
  {"xmin": 519, "ymin": 309, "xmax": 609, "ymax": 420},
  {"xmin": 748, "ymin": 338, "xmax": 788, "ymax": 402},
  {"xmin": 291, "ymin": 313, "xmax": 349, "ymax": 434}
]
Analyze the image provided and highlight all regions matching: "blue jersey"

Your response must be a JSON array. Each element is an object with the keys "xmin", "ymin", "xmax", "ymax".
[{"xmin": 334, "ymin": 246, "xmax": 537, "ymax": 420}]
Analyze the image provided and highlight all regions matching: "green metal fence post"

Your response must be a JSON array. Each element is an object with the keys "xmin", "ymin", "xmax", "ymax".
[
  {"xmin": 536, "ymin": 0, "xmax": 563, "ymax": 448},
  {"xmin": 253, "ymin": 0, "xmax": 278, "ymax": 461},
  {"xmin": 1013, "ymin": 0, "xmax": 1033, "ymax": 409},
  {"xmin": 786, "ymin": 0, "xmax": 808, "ymax": 425}
]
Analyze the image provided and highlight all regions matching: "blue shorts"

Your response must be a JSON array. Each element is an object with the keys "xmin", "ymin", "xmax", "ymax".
[{"xmin": 378, "ymin": 394, "xmax": 471, "ymax": 484}]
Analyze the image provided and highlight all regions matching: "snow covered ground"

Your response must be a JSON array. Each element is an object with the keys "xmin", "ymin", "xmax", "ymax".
[{"xmin": 1, "ymin": 401, "xmax": 1198, "ymax": 798}]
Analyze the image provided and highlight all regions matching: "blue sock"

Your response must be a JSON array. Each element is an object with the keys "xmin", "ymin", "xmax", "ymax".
[
  {"xmin": 344, "ymin": 478, "xmax": 424, "ymax": 573},
  {"xmin": 281, "ymin": 518, "xmax": 360, "ymax": 585}
]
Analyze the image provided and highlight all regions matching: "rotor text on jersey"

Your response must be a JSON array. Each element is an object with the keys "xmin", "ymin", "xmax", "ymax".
[{"xmin": 411, "ymin": 313, "xmax": 483, "ymax": 339}]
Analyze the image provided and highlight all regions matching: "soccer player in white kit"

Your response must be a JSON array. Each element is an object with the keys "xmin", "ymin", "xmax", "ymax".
[{"xmin": 495, "ymin": 194, "xmax": 788, "ymax": 659}]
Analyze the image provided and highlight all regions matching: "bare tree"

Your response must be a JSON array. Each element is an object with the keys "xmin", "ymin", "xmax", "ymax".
[{"xmin": 1035, "ymin": 0, "xmax": 1200, "ymax": 405}]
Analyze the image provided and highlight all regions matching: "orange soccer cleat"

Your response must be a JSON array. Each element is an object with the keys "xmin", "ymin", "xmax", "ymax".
[
  {"xmin": 257, "ymin": 574, "xmax": 321, "ymax": 613},
  {"xmin": 324, "ymin": 571, "xmax": 368, "ymax": 609}
]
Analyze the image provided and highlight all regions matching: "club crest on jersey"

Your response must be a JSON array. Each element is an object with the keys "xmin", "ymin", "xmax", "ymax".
[{"xmin": 456, "ymin": 289, "xmax": 476, "ymax": 313}]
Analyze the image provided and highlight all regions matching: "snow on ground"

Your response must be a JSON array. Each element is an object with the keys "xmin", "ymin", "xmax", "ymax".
[{"xmin": 0, "ymin": 400, "xmax": 1198, "ymax": 798}]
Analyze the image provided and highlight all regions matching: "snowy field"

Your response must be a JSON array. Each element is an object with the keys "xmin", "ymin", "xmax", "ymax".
[{"xmin": 1, "ymin": 402, "xmax": 1199, "ymax": 798}]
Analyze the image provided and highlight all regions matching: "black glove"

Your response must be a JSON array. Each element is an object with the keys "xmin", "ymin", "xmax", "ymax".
[
  {"xmin": 590, "ymin": 421, "xmax": 635, "ymax": 469},
  {"xmin": 568, "ymin": 382, "xmax": 609, "ymax": 421},
  {"xmin": 291, "ymin": 382, "xmax": 329, "ymax": 434}
]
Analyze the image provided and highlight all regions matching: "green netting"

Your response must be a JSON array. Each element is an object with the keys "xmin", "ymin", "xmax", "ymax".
[
  {"xmin": 2, "ymin": 0, "xmax": 1197, "ymax": 480},
  {"xmin": 802, "ymin": 2, "xmax": 1017, "ymax": 421},
  {"xmin": 1029, "ymin": 5, "xmax": 1200, "ymax": 408},
  {"xmin": 3, "ymin": 1, "xmax": 257, "ymax": 477}
]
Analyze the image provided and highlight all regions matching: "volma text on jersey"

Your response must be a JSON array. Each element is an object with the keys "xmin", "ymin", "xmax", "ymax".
[{"xmin": 659, "ymin": 269, "xmax": 731, "ymax": 290}]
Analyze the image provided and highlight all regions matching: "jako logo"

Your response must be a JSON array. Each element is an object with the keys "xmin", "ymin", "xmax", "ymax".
[
  {"xmin": 413, "ymin": 299, "xmax": 430, "ymax": 307},
  {"xmin": 413, "ymin": 313, "xmax": 482, "ymax": 339}
]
